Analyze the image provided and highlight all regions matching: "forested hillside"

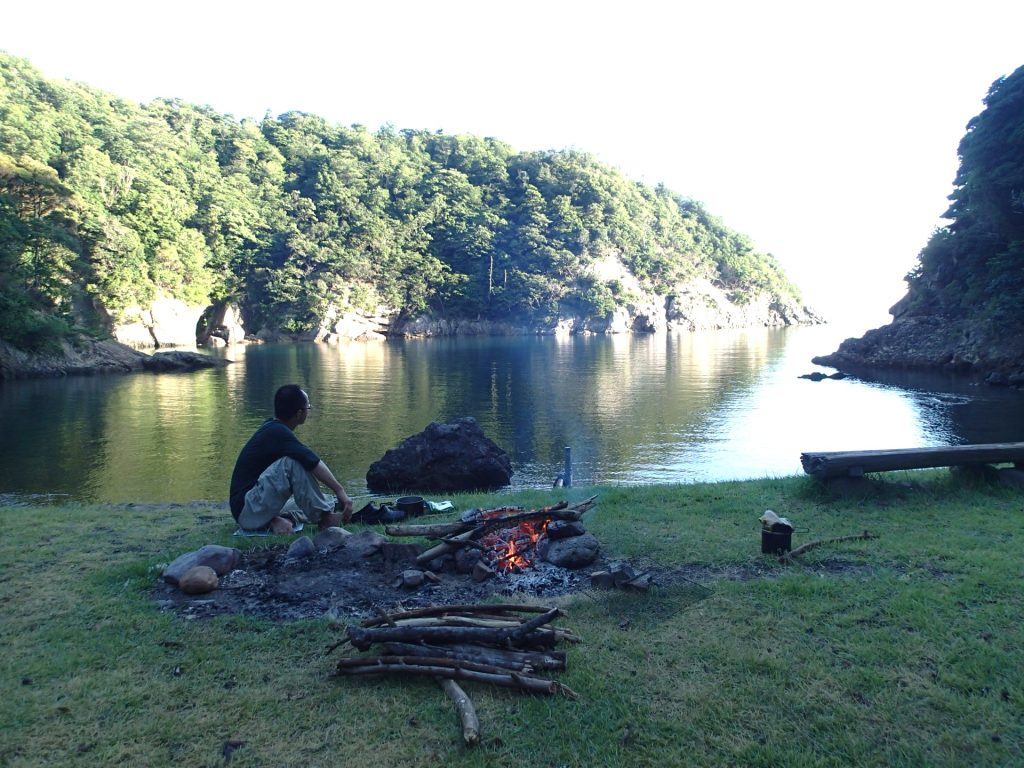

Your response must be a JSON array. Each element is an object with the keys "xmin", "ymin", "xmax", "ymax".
[
  {"xmin": 904, "ymin": 64, "xmax": 1024, "ymax": 321},
  {"xmin": 815, "ymin": 63, "xmax": 1024, "ymax": 379},
  {"xmin": 0, "ymin": 52, "xmax": 809, "ymax": 351}
]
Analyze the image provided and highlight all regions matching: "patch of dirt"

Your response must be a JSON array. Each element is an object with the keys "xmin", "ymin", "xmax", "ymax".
[{"xmin": 152, "ymin": 532, "xmax": 890, "ymax": 623}]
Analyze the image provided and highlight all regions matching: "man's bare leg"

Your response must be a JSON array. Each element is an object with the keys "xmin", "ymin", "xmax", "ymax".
[
  {"xmin": 269, "ymin": 516, "xmax": 295, "ymax": 535},
  {"xmin": 319, "ymin": 510, "xmax": 343, "ymax": 529}
]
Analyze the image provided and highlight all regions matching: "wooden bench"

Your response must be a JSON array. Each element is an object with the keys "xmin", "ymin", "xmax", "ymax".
[{"xmin": 801, "ymin": 442, "xmax": 1024, "ymax": 480}]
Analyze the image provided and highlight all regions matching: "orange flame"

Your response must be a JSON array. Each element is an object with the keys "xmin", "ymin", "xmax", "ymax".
[{"xmin": 484, "ymin": 518, "xmax": 551, "ymax": 572}]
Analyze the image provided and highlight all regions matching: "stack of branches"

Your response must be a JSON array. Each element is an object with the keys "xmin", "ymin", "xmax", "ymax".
[
  {"xmin": 330, "ymin": 603, "xmax": 579, "ymax": 746},
  {"xmin": 383, "ymin": 496, "xmax": 598, "ymax": 567}
]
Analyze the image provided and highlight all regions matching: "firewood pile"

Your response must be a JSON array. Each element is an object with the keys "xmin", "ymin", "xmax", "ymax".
[{"xmin": 330, "ymin": 603, "xmax": 579, "ymax": 745}]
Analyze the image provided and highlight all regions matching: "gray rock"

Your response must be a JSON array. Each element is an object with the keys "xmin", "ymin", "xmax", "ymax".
[
  {"xmin": 536, "ymin": 536, "xmax": 551, "ymax": 561},
  {"xmin": 455, "ymin": 547, "xmax": 482, "ymax": 574},
  {"xmin": 343, "ymin": 531, "xmax": 390, "ymax": 559},
  {"xmin": 426, "ymin": 554, "xmax": 454, "ymax": 572},
  {"xmin": 286, "ymin": 536, "xmax": 316, "ymax": 559},
  {"xmin": 473, "ymin": 562, "xmax": 496, "ymax": 582},
  {"xmin": 395, "ymin": 569, "xmax": 425, "ymax": 589},
  {"xmin": 163, "ymin": 545, "xmax": 241, "ymax": 585},
  {"xmin": 608, "ymin": 561, "xmax": 638, "ymax": 586},
  {"xmin": 313, "ymin": 527, "xmax": 351, "ymax": 550},
  {"xmin": 366, "ymin": 417, "xmax": 513, "ymax": 493},
  {"xmin": 543, "ymin": 533, "xmax": 600, "ymax": 569},
  {"xmin": 546, "ymin": 520, "xmax": 586, "ymax": 540}
]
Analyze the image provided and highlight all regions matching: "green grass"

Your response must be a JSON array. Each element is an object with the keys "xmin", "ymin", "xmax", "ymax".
[{"xmin": 1, "ymin": 472, "xmax": 1022, "ymax": 766}]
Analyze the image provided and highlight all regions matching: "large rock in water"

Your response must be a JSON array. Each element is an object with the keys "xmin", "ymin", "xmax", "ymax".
[
  {"xmin": 142, "ymin": 350, "xmax": 231, "ymax": 372},
  {"xmin": 0, "ymin": 338, "xmax": 149, "ymax": 380},
  {"xmin": 366, "ymin": 417, "xmax": 513, "ymax": 493}
]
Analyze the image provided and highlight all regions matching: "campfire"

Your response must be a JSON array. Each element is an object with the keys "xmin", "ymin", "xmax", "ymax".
[
  {"xmin": 385, "ymin": 497, "xmax": 599, "ymax": 585},
  {"xmin": 481, "ymin": 516, "xmax": 547, "ymax": 572}
]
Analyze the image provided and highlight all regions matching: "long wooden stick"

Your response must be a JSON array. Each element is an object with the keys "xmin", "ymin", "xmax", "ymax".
[
  {"xmin": 467, "ymin": 508, "xmax": 583, "ymax": 540},
  {"xmin": 346, "ymin": 623, "xmax": 558, "ymax": 651},
  {"xmin": 416, "ymin": 529, "xmax": 477, "ymax": 564},
  {"xmin": 437, "ymin": 678, "xmax": 480, "ymax": 746},
  {"xmin": 333, "ymin": 655, "xmax": 562, "ymax": 694},
  {"xmin": 383, "ymin": 504, "xmax": 552, "ymax": 537},
  {"xmin": 387, "ymin": 617, "xmax": 523, "ymax": 629},
  {"xmin": 383, "ymin": 641, "xmax": 567, "ymax": 672},
  {"xmin": 396, "ymin": 497, "xmax": 595, "ymax": 543},
  {"xmin": 779, "ymin": 530, "xmax": 878, "ymax": 564},
  {"xmin": 510, "ymin": 607, "xmax": 562, "ymax": 641},
  {"xmin": 384, "ymin": 522, "xmax": 469, "ymax": 538},
  {"xmin": 361, "ymin": 603, "xmax": 557, "ymax": 628}
]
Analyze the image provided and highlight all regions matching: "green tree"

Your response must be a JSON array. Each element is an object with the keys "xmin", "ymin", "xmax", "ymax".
[{"xmin": 907, "ymin": 64, "xmax": 1024, "ymax": 322}]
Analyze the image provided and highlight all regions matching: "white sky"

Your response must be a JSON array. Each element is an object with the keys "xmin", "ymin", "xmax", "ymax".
[{"xmin": 3, "ymin": 0, "xmax": 1023, "ymax": 333}]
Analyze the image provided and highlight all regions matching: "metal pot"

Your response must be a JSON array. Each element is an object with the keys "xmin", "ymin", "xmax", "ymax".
[{"xmin": 395, "ymin": 495, "xmax": 425, "ymax": 516}]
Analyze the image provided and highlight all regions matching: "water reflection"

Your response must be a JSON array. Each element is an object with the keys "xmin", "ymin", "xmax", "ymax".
[{"xmin": 0, "ymin": 324, "xmax": 1021, "ymax": 504}]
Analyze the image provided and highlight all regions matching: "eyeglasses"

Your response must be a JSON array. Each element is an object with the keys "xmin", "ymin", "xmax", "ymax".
[{"xmin": 303, "ymin": 403, "xmax": 313, "ymax": 411}]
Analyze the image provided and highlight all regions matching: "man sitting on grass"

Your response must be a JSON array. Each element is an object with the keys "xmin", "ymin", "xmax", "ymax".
[{"xmin": 229, "ymin": 384, "xmax": 354, "ymax": 534}]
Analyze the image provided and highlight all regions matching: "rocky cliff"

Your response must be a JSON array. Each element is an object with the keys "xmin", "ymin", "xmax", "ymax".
[
  {"xmin": 387, "ymin": 269, "xmax": 821, "ymax": 339},
  {"xmin": 812, "ymin": 300, "xmax": 1024, "ymax": 385},
  {"xmin": 814, "ymin": 65, "xmax": 1024, "ymax": 386}
]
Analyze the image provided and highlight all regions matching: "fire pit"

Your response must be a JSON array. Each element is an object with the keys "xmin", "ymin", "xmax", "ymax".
[
  {"xmin": 392, "ymin": 497, "xmax": 600, "ymax": 582},
  {"xmin": 154, "ymin": 498, "xmax": 603, "ymax": 623}
]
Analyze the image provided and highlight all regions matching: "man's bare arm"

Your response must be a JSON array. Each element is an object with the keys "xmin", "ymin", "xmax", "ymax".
[{"xmin": 313, "ymin": 460, "xmax": 353, "ymax": 520}]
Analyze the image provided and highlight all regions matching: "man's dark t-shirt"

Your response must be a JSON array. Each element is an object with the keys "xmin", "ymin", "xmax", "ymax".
[{"xmin": 229, "ymin": 419, "xmax": 321, "ymax": 520}]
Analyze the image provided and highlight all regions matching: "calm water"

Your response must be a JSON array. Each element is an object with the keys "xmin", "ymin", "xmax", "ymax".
[{"xmin": 2, "ymin": 324, "xmax": 1022, "ymax": 505}]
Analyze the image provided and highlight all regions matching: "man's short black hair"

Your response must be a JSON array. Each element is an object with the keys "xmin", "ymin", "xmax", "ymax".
[{"xmin": 274, "ymin": 384, "xmax": 308, "ymax": 420}]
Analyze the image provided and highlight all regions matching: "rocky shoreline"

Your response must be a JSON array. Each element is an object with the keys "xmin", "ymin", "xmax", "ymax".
[
  {"xmin": 0, "ymin": 339, "xmax": 230, "ymax": 380},
  {"xmin": 1, "ymin": 279, "xmax": 823, "ymax": 379},
  {"xmin": 812, "ymin": 314, "xmax": 1024, "ymax": 386}
]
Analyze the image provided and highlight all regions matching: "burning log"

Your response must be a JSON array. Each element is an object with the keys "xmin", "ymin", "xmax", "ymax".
[
  {"xmin": 411, "ymin": 496, "xmax": 598, "ymax": 568},
  {"xmin": 437, "ymin": 678, "xmax": 479, "ymax": 746},
  {"xmin": 382, "ymin": 642, "xmax": 567, "ymax": 672}
]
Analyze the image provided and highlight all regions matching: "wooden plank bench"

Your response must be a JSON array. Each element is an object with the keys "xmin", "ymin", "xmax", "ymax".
[{"xmin": 801, "ymin": 442, "xmax": 1024, "ymax": 480}]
